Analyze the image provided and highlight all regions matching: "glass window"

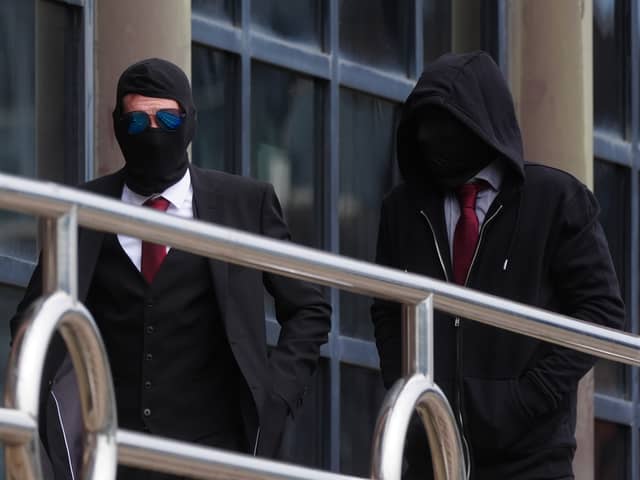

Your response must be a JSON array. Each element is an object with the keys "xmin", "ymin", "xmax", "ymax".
[
  {"xmin": 251, "ymin": 62, "xmax": 324, "ymax": 248},
  {"xmin": 0, "ymin": 1, "xmax": 85, "ymax": 264},
  {"xmin": 593, "ymin": 159, "xmax": 629, "ymax": 398},
  {"xmin": 339, "ymin": 0, "xmax": 413, "ymax": 75},
  {"xmin": 192, "ymin": 44, "xmax": 238, "ymax": 173},
  {"xmin": 251, "ymin": 0, "xmax": 323, "ymax": 49},
  {"xmin": 339, "ymin": 88, "xmax": 398, "ymax": 339},
  {"xmin": 192, "ymin": 0, "xmax": 238, "ymax": 24},
  {"xmin": 37, "ymin": 0, "xmax": 84, "ymax": 185},
  {"xmin": 423, "ymin": 0, "xmax": 452, "ymax": 65},
  {"xmin": 340, "ymin": 364, "xmax": 386, "ymax": 475},
  {"xmin": 593, "ymin": 0, "xmax": 629, "ymax": 137},
  {"xmin": 595, "ymin": 420, "xmax": 629, "ymax": 479},
  {"xmin": 0, "ymin": 0, "xmax": 35, "ymax": 178}
]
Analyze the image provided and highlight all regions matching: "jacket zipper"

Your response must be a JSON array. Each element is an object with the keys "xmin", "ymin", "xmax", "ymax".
[
  {"xmin": 252, "ymin": 426, "xmax": 261, "ymax": 456},
  {"xmin": 420, "ymin": 210, "xmax": 472, "ymax": 475},
  {"xmin": 457, "ymin": 204, "xmax": 503, "ymax": 479},
  {"xmin": 419, "ymin": 211, "xmax": 449, "ymax": 282},
  {"xmin": 463, "ymin": 205, "xmax": 503, "ymax": 286},
  {"xmin": 420, "ymin": 205, "xmax": 503, "ymax": 480}
]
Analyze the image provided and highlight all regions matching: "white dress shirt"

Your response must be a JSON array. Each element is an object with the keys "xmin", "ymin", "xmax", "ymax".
[{"xmin": 118, "ymin": 169, "xmax": 194, "ymax": 270}]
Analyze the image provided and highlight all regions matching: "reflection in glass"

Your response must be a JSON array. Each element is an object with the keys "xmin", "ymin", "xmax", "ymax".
[
  {"xmin": 339, "ymin": 89, "xmax": 398, "ymax": 339},
  {"xmin": 37, "ymin": 1, "xmax": 84, "ymax": 186},
  {"xmin": 0, "ymin": 1, "xmax": 36, "ymax": 261},
  {"xmin": 340, "ymin": 364, "xmax": 386, "ymax": 475},
  {"xmin": 595, "ymin": 420, "xmax": 628, "ymax": 479},
  {"xmin": 251, "ymin": 62, "xmax": 323, "ymax": 248},
  {"xmin": 192, "ymin": 44, "xmax": 237, "ymax": 173},
  {"xmin": 192, "ymin": 0, "xmax": 237, "ymax": 24},
  {"xmin": 593, "ymin": 159, "xmax": 628, "ymax": 398},
  {"xmin": 252, "ymin": 0, "xmax": 323, "ymax": 48},
  {"xmin": 0, "ymin": 1, "xmax": 35, "ymax": 177},
  {"xmin": 339, "ymin": 0, "xmax": 413, "ymax": 74},
  {"xmin": 423, "ymin": 0, "xmax": 452, "ymax": 64},
  {"xmin": 593, "ymin": 0, "xmax": 629, "ymax": 137}
]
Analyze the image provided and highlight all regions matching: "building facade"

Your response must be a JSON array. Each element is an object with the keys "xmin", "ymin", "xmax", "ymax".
[{"xmin": 0, "ymin": 0, "xmax": 637, "ymax": 478}]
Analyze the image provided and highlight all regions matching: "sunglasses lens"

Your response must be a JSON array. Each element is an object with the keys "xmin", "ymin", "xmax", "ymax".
[
  {"xmin": 156, "ymin": 109, "xmax": 184, "ymax": 130},
  {"xmin": 126, "ymin": 111, "xmax": 150, "ymax": 135}
]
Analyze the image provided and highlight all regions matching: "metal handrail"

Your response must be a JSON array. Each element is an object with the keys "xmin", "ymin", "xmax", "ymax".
[
  {"xmin": 0, "ymin": 171, "xmax": 637, "ymax": 480},
  {"xmin": 0, "ymin": 173, "xmax": 636, "ymax": 366}
]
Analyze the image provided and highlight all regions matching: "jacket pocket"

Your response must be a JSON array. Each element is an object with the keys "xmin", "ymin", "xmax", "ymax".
[{"xmin": 463, "ymin": 377, "xmax": 533, "ymax": 454}]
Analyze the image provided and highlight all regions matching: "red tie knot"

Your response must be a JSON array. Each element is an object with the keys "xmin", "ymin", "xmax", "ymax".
[
  {"xmin": 455, "ymin": 181, "xmax": 487, "ymax": 210},
  {"xmin": 144, "ymin": 196, "xmax": 170, "ymax": 212}
]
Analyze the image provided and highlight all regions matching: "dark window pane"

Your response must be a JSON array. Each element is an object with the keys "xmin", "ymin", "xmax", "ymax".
[
  {"xmin": 593, "ymin": 159, "xmax": 629, "ymax": 397},
  {"xmin": 423, "ymin": 0, "xmax": 452, "ymax": 64},
  {"xmin": 0, "ymin": 1, "xmax": 83, "ymax": 262},
  {"xmin": 593, "ymin": 0, "xmax": 629, "ymax": 137},
  {"xmin": 192, "ymin": 0, "xmax": 237, "ymax": 24},
  {"xmin": 251, "ymin": 62, "xmax": 323, "ymax": 248},
  {"xmin": 252, "ymin": 0, "xmax": 323, "ymax": 49},
  {"xmin": 340, "ymin": 364, "xmax": 386, "ymax": 476},
  {"xmin": 339, "ymin": 89, "xmax": 398, "ymax": 339},
  {"xmin": 0, "ymin": 0, "xmax": 35, "ymax": 178},
  {"xmin": 192, "ymin": 44, "xmax": 237, "ymax": 173},
  {"xmin": 339, "ymin": 0, "xmax": 413, "ymax": 75},
  {"xmin": 37, "ymin": 0, "xmax": 84, "ymax": 185},
  {"xmin": 595, "ymin": 420, "xmax": 629, "ymax": 479}
]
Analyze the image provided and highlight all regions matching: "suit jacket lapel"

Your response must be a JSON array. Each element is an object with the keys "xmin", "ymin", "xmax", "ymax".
[{"xmin": 190, "ymin": 165, "xmax": 229, "ymax": 323}]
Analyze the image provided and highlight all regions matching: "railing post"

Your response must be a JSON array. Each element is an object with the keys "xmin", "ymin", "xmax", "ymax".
[
  {"xmin": 402, "ymin": 295, "xmax": 434, "ymax": 382},
  {"xmin": 39, "ymin": 206, "xmax": 78, "ymax": 299},
  {"xmin": 39, "ymin": 218, "xmax": 56, "ymax": 295},
  {"xmin": 372, "ymin": 295, "xmax": 465, "ymax": 480}
]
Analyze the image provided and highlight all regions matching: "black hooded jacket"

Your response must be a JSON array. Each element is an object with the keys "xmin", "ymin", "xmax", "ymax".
[{"xmin": 371, "ymin": 51, "xmax": 625, "ymax": 479}]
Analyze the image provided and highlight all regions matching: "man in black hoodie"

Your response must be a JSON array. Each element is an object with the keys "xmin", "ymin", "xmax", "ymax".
[
  {"xmin": 11, "ymin": 58, "xmax": 331, "ymax": 479},
  {"xmin": 371, "ymin": 51, "xmax": 624, "ymax": 479}
]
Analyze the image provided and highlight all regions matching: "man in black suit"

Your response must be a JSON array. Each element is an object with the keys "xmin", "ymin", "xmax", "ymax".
[{"xmin": 11, "ymin": 58, "xmax": 331, "ymax": 479}]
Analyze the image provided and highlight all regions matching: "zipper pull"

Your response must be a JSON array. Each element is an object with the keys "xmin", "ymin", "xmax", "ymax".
[{"xmin": 455, "ymin": 317, "xmax": 460, "ymax": 327}]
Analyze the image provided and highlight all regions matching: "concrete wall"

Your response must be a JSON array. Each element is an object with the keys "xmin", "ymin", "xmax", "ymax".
[
  {"xmin": 507, "ymin": 0, "xmax": 593, "ymax": 187},
  {"xmin": 94, "ymin": 0, "xmax": 191, "ymax": 177},
  {"xmin": 507, "ymin": 1, "xmax": 594, "ymax": 478}
]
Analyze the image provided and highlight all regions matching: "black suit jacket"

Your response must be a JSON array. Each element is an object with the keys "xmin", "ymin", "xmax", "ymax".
[{"xmin": 11, "ymin": 164, "xmax": 331, "ymax": 473}]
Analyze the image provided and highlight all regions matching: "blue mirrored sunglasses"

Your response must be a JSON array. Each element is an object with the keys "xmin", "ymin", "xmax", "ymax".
[{"xmin": 123, "ymin": 109, "xmax": 185, "ymax": 135}]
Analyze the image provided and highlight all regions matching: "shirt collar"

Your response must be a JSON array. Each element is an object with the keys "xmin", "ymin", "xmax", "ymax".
[
  {"xmin": 473, "ymin": 160, "xmax": 503, "ymax": 191},
  {"xmin": 121, "ymin": 168, "xmax": 192, "ymax": 208}
]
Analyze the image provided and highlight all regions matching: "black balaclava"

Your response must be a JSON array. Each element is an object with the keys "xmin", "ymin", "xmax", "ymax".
[
  {"xmin": 415, "ymin": 106, "xmax": 493, "ymax": 189},
  {"xmin": 112, "ymin": 58, "xmax": 197, "ymax": 196}
]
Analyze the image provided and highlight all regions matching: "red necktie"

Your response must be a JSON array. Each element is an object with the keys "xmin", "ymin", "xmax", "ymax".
[
  {"xmin": 453, "ymin": 183, "xmax": 484, "ymax": 285},
  {"xmin": 141, "ymin": 196, "xmax": 170, "ymax": 283}
]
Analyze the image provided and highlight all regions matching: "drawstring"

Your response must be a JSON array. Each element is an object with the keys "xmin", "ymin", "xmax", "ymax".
[{"xmin": 502, "ymin": 190, "xmax": 522, "ymax": 272}]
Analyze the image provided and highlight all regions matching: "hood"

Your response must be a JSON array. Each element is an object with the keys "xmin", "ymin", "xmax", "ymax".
[{"xmin": 397, "ymin": 51, "xmax": 524, "ymax": 185}]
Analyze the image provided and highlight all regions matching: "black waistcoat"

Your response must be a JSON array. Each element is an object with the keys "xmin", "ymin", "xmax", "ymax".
[{"xmin": 86, "ymin": 234, "xmax": 244, "ymax": 446}]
